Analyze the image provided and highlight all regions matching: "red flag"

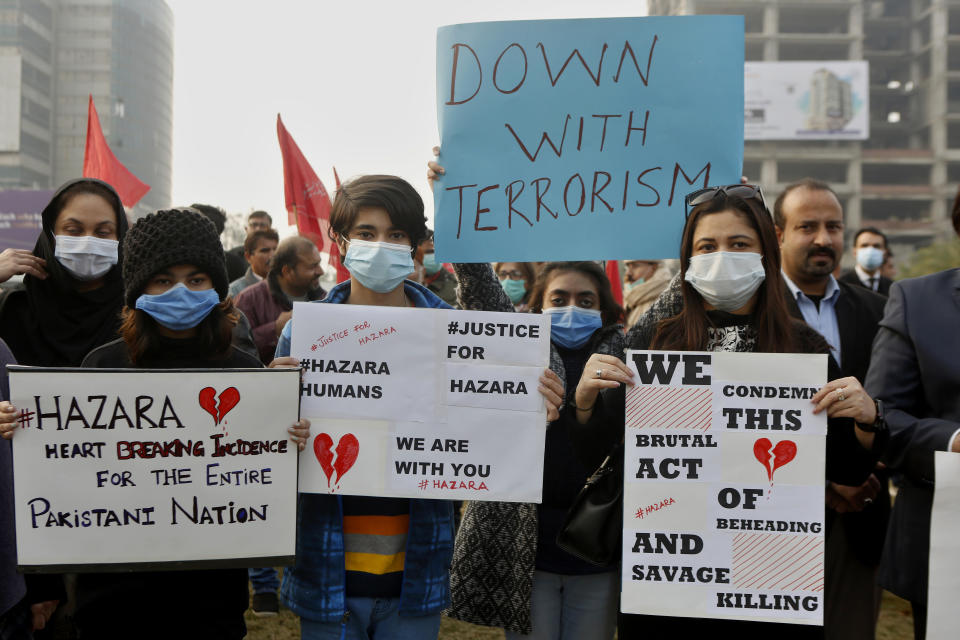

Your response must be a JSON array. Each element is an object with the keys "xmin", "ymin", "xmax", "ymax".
[
  {"xmin": 276, "ymin": 115, "xmax": 350, "ymax": 282},
  {"xmin": 606, "ymin": 260, "xmax": 623, "ymax": 306},
  {"xmin": 82, "ymin": 95, "xmax": 150, "ymax": 207},
  {"xmin": 330, "ymin": 165, "xmax": 349, "ymax": 283}
]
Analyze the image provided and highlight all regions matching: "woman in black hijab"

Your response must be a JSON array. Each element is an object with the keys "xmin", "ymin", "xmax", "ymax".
[{"xmin": 0, "ymin": 178, "xmax": 128, "ymax": 366}]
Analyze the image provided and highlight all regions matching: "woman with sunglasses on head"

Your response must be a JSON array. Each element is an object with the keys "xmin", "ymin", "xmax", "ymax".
[{"xmin": 569, "ymin": 184, "xmax": 884, "ymax": 639}]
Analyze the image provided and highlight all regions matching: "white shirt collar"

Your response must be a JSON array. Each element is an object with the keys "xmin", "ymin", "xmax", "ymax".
[
  {"xmin": 782, "ymin": 271, "xmax": 840, "ymax": 302},
  {"xmin": 854, "ymin": 264, "xmax": 877, "ymax": 286}
]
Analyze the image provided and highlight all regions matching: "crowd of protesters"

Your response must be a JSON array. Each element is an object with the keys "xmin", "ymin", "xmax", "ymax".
[{"xmin": 0, "ymin": 164, "xmax": 955, "ymax": 640}]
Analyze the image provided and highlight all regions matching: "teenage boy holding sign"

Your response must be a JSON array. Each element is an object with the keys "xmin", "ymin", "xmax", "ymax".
[{"xmin": 272, "ymin": 174, "xmax": 564, "ymax": 640}]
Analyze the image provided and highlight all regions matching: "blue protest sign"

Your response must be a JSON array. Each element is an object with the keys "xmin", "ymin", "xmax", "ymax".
[{"xmin": 433, "ymin": 16, "xmax": 744, "ymax": 262}]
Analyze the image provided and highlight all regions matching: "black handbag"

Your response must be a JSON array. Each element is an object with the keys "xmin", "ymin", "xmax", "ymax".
[{"xmin": 555, "ymin": 440, "xmax": 624, "ymax": 567}]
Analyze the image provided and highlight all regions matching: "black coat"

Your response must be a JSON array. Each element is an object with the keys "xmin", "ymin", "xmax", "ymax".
[
  {"xmin": 224, "ymin": 245, "xmax": 248, "ymax": 283},
  {"xmin": 784, "ymin": 278, "xmax": 890, "ymax": 565},
  {"xmin": 838, "ymin": 268, "xmax": 892, "ymax": 297},
  {"xmin": 866, "ymin": 268, "xmax": 960, "ymax": 605}
]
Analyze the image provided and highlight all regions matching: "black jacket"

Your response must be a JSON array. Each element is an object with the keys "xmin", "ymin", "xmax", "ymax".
[
  {"xmin": 224, "ymin": 245, "xmax": 248, "ymax": 283},
  {"xmin": 784, "ymin": 277, "xmax": 890, "ymax": 565},
  {"xmin": 838, "ymin": 268, "xmax": 892, "ymax": 297},
  {"xmin": 866, "ymin": 269, "xmax": 960, "ymax": 604},
  {"xmin": 783, "ymin": 278, "xmax": 887, "ymax": 385}
]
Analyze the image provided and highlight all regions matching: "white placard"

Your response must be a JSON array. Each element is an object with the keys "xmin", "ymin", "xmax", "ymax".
[
  {"xmin": 292, "ymin": 304, "xmax": 550, "ymax": 502},
  {"xmin": 9, "ymin": 367, "xmax": 300, "ymax": 571},
  {"xmin": 745, "ymin": 61, "xmax": 869, "ymax": 140},
  {"xmin": 927, "ymin": 451, "xmax": 960, "ymax": 640},
  {"xmin": 294, "ymin": 303, "xmax": 440, "ymax": 422},
  {"xmin": 621, "ymin": 351, "xmax": 827, "ymax": 625}
]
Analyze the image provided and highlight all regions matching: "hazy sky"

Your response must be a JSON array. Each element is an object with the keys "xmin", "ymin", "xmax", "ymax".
[{"xmin": 166, "ymin": 0, "xmax": 647, "ymax": 234}]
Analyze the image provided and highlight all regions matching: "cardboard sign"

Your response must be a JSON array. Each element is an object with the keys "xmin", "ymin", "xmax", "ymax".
[
  {"xmin": 621, "ymin": 351, "xmax": 827, "ymax": 625},
  {"xmin": 927, "ymin": 451, "xmax": 960, "ymax": 640},
  {"xmin": 433, "ymin": 16, "xmax": 744, "ymax": 262},
  {"xmin": 291, "ymin": 303, "xmax": 550, "ymax": 502},
  {"xmin": 8, "ymin": 367, "xmax": 300, "ymax": 572}
]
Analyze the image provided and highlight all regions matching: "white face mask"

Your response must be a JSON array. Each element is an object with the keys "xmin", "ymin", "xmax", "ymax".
[
  {"xmin": 53, "ymin": 235, "xmax": 119, "ymax": 281},
  {"xmin": 684, "ymin": 252, "xmax": 766, "ymax": 312},
  {"xmin": 855, "ymin": 246, "xmax": 884, "ymax": 272}
]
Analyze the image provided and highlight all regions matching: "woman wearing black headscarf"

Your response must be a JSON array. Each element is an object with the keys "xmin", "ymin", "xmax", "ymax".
[
  {"xmin": 0, "ymin": 178, "xmax": 128, "ymax": 367},
  {"xmin": 0, "ymin": 179, "xmax": 126, "ymax": 636}
]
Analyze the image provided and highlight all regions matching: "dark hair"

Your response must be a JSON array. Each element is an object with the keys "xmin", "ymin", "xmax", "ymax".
[
  {"xmin": 119, "ymin": 300, "xmax": 238, "ymax": 365},
  {"xmin": 269, "ymin": 236, "xmax": 315, "ymax": 277},
  {"xmin": 952, "ymin": 187, "xmax": 960, "ymax": 237},
  {"xmin": 54, "ymin": 181, "xmax": 124, "ymax": 220},
  {"xmin": 772, "ymin": 179, "xmax": 840, "ymax": 229},
  {"xmin": 652, "ymin": 192, "xmax": 796, "ymax": 353},
  {"xmin": 329, "ymin": 175, "xmax": 427, "ymax": 255},
  {"xmin": 248, "ymin": 210, "xmax": 272, "ymax": 225},
  {"xmin": 493, "ymin": 261, "xmax": 537, "ymax": 289},
  {"xmin": 852, "ymin": 226, "xmax": 888, "ymax": 249},
  {"xmin": 244, "ymin": 229, "xmax": 279, "ymax": 255},
  {"xmin": 190, "ymin": 203, "xmax": 226, "ymax": 234},
  {"xmin": 528, "ymin": 262, "xmax": 623, "ymax": 326}
]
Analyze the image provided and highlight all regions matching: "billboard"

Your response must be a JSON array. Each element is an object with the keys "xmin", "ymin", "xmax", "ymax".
[
  {"xmin": 0, "ymin": 190, "xmax": 51, "ymax": 251},
  {"xmin": 0, "ymin": 53, "xmax": 21, "ymax": 152},
  {"xmin": 745, "ymin": 62, "xmax": 869, "ymax": 140}
]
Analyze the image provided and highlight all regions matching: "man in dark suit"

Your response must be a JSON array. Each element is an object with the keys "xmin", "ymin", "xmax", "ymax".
[
  {"xmin": 773, "ymin": 179, "xmax": 889, "ymax": 640},
  {"xmin": 839, "ymin": 227, "xmax": 893, "ymax": 295},
  {"xmin": 865, "ymin": 200, "xmax": 960, "ymax": 640}
]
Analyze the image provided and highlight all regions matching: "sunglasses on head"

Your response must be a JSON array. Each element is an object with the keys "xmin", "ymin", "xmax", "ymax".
[{"xmin": 684, "ymin": 184, "xmax": 764, "ymax": 218}]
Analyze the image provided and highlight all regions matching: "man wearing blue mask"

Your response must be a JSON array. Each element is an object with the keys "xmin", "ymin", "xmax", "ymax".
[{"xmin": 839, "ymin": 227, "xmax": 893, "ymax": 296}]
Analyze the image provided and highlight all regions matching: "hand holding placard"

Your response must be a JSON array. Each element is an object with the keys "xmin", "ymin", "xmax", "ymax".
[
  {"xmin": 9, "ymin": 367, "xmax": 302, "ymax": 571},
  {"xmin": 292, "ymin": 303, "xmax": 552, "ymax": 502},
  {"xmin": 621, "ymin": 350, "xmax": 827, "ymax": 625}
]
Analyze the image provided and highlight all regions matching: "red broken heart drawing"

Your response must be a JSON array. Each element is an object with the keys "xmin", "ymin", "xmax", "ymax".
[
  {"xmin": 198, "ymin": 387, "xmax": 240, "ymax": 425},
  {"xmin": 313, "ymin": 433, "xmax": 360, "ymax": 487},
  {"xmin": 753, "ymin": 438, "xmax": 797, "ymax": 482}
]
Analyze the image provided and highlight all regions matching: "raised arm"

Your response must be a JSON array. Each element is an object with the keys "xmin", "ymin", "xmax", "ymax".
[{"xmin": 452, "ymin": 263, "xmax": 514, "ymax": 312}]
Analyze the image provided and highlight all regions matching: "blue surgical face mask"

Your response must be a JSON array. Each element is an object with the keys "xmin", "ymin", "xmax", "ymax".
[
  {"xmin": 343, "ymin": 239, "xmax": 415, "ymax": 293},
  {"xmin": 500, "ymin": 278, "xmax": 527, "ymax": 304},
  {"xmin": 855, "ymin": 246, "xmax": 884, "ymax": 272},
  {"xmin": 422, "ymin": 252, "xmax": 442, "ymax": 276},
  {"xmin": 624, "ymin": 278, "xmax": 645, "ymax": 292},
  {"xmin": 135, "ymin": 283, "xmax": 221, "ymax": 331},
  {"xmin": 544, "ymin": 306, "xmax": 603, "ymax": 350}
]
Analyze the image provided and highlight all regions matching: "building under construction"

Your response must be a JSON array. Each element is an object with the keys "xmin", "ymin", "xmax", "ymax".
[{"xmin": 649, "ymin": 0, "xmax": 960, "ymax": 258}]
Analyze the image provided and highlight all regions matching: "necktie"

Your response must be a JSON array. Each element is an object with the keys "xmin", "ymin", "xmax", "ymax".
[{"xmin": 869, "ymin": 277, "xmax": 877, "ymax": 291}]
